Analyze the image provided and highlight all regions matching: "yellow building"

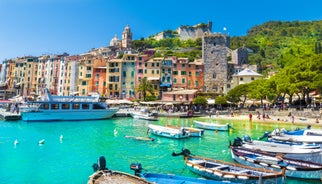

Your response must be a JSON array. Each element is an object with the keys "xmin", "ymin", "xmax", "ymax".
[{"xmin": 106, "ymin": 58, "xmax": 122, "ymax": 99}]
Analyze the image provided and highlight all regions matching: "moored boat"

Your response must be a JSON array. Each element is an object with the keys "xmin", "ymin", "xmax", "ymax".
[
  {"xmin": 193, "ymin": 120, "xmax": 231, "ymax": 131},
  {"xmin": 242, "ymin": 135, "xmax": 321, "ymax": 150},
  {"xmin": 130, "ymin": 163, "xmax": 237, "ymax": 184},
  {"xmin": 172, "ymin": 148, "xmax": 285, "ymax": 184},
  {"xmin": 88, "ymin": 156, "xmax": 152, "ymax": 184},
  {"xmin": 231, "ymin": 137, "xmax": 322, "ymax": 164},
  {"xmin": 230, "ymin": 146, "xmax": 322, "ymax": 180},
  {"xmin": 125, "ymin": 135, "xmax": 155, "ymax": 141},
  {"xmin": 166, "ymin": 125, "xmax": 204, "ymax": 137},
  {"xmin": 130, "ymin": 108, "xmax": 159, "ymax": 121},
  {"xmin": 148, "ymin": 124, "xmax": 190, "ymax": 139},
  {"xmin": 20, "ymin": 88, "xmax": 118, "ymax": 122}
]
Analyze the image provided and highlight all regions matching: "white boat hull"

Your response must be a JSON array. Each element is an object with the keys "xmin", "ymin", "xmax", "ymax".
[
  {"xmin": 194, "ymin": 120, "xmax": 229, "ymax": 131},
  {"xmin": 148, "ymin": 124, "xmax": 189, "ymax": 139},
  {"xmin": 231, "ymin": 148, "xmax": 322, "ymax": 180},
  {"xmin": 21, "ymin": 108, "xmax": 118, "ymax": 122}
]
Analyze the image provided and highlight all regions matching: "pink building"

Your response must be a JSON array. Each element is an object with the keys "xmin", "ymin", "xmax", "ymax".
[{"xmin": 161, "ymin": 89, "xmax": 198, "ymax": 104}]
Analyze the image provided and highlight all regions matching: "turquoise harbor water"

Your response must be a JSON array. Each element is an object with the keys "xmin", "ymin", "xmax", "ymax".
[{"xmin": 0, "ymin": 116, "xmax": 317, "ymax": 184}]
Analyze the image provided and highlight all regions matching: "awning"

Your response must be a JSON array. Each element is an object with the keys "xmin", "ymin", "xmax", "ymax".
[
  {"xmin": 160, "ymin": 83, "xmax": 171, "ymax": 87},
  {"xmin": 147, "ymin": 77, "xmax": 159, "ymax": 81}
]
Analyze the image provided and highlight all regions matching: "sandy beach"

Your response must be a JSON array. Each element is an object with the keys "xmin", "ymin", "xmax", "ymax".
[{"xmin": 199, "ymin": 114, "xmax": 322, "ymax": 129}]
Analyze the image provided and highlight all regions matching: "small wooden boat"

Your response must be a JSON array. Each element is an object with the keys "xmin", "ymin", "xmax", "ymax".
[
  {"xmin": 166, "ymin": 125, "xmax": 204, "ymax": 137},
  {"xmin": 193, "ymin": 120, "xmax": 232, "ymax": 131},
  {"xmin": 242, "ymin": 135, "xmax": 320, "ymax": 150},
  {"xmin": 172, "ymin": 149, "xmax": 285, "ymax": 184},
  {"xmin": 270, "ymin": 134, "xmax": 322, "ymax": 145},
  {"xmin": 232, "ymin": 137, "xmax": 322, "ymax": 164},
  {"xmin": 130, "ymin": 108, "xmax": 159, "ymax": 121},
  {"xmin": 125, "ymin": 135, "xmax": 155, "ymax": 141},
  {"xmin": 88, "ymin": 156, "xmax": 152, "ymax": 184},
  {"xmin": 130, "ymin": 163, "xmax": 236, "ymax": 184},
  {"xmin": 231, "ymin": 146, "xmax": 322, "ymax": 180},
  {"xmin": 271, "ymin": 127, "xmax": 322, "ymax": 137},
  {"xmin": 148, "ymin": 124, "xmax": 190, "ymax": 139}
]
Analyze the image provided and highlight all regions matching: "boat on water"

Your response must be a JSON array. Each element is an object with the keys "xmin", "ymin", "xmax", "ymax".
[
  {"xmin": 193, "ymin": 120, "xmax": 232, "ymax": 131},
  {"xmin": 231, "ymin": 137, "xmax": 322, "ymax": 164},
  {"xmin": 270, "ymin": 126, "xmax": 322, "ymax": 137},
  {"xmin": 125, "ymin": 135, "xmax": 155, "ymax": 141},
  {"xmin": 172, "ymin": 148, "xmax": 285, "ymax": 184},
  {"xmin": 267, "ymin": 128, "xmax": 322, "ymax": 145},
  {"xmin": 130, "ymin": 108, "xmax": 159, "ymax": 121},
  {"xmin": 166, "ymin": 125, "xmax": 204, "ymax": 137},
  {"xmin": 231, "ymin": 146, "xmax": 322, "ymax": 180},
  {"xmin": 242, "ymin": 135, "xmax": 320, "ymax": 150},
  {"xmin": 88, "ymin": 156, "xmax": 152, "ymax": 184},
  {"xmin": 130, "ymin": 163, "xmax": 236, "ymax": 184},
  {"xmin": 148, "ymin": 124, "xmax": 190, "ymax": 139},
  {"xmin": 20, "ymin": 88, "xmax": 118, "ymax": 122}
]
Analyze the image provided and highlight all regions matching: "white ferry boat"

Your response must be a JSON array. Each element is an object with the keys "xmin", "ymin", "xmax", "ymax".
[{"xmin": 20, "ymin": 89, "xmax": 118, "ymax": 122}]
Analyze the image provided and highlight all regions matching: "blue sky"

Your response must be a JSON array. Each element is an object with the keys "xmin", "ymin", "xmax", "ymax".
[{"xmin": 0, "ymin": 0, "xmax": 321, "ymax": 62}]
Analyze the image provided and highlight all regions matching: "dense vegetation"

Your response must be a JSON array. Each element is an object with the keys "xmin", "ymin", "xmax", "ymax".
[
  {"xmin": 227, "ymin": 20, "xmax": 322, "ymax": 106},
  {"xmin": 132, "ymin": 37, "xmax": 202, "ymax": 61},
  {"xmin": 134, "ymin": 20, "xmax": 322, "ymax": 105},
  {"xmin": 230, "ymin": 20, "xmax": 322, "ymax": 74}
]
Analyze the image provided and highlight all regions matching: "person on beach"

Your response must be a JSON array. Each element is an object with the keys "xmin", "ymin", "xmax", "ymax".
[
  {"xmin": 316, "ymin": 118, "xmax": 319, "ymax": 124},
  {"xmin": 291, "ymin": 115, "xmax": 294, "ymax": 124},
  {"xmin": 249, "ymin": 113, "xmax": 253, "ymax": 122}
]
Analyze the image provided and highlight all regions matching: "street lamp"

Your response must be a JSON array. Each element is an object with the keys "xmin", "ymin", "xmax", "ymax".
[{"xmin": 179, "ymin": 95, "xmax": 183, "ymax": 103}]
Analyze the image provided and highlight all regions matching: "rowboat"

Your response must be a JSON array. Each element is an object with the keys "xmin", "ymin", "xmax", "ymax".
[
  {"xmin": 232, "ymin": 137, "xmax": 322, "ymax": 164},
  {"xmin": 125, "ymin": 135, "xmax": 155, "ymax": 141},
  {"xmin": 88, "ymin": 156, "xmax": 152, "ymax": 184},
  {"xmin": 166, "ymin": 125, "xmax": 204, "ymax": 137},
  {"xmin": 193, "ymin": 120, "xmax": 231, "ymax": 131},
  {"xmin": 231, "ymin": 146, "xmax": 322, "ymax": 180},
  {"xmin": 172, "ymin": 149, "xmax": 285, "ymax": 184},
  {"xmin": 130, "ymin": 163, "xmax": 237, "ymax": 184},
  {"xmin": 130, "ymin": 108, "xmax": 159, "ymax": 121},
  {"xmin": 148, "ymin": 124, "xmax": 190, "ymax": 139}
]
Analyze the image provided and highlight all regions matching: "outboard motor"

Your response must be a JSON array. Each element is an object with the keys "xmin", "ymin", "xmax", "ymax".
[
  {"xmin": 258, "ymin": 131, "xmax": 271, "ymax": 140},
  {"xmin": 130, "ymin": 163, "xmax": 143, "ymax": 177},
  {"xmin": 243, "ymin": 135, "xmax": 252, "ymax": 143},
  {"xmin": 172, "ymin": 148, "xmax": 192, "ymax": 157},
  {"xmin": 182, "ymin": 148, "xmax": 191, "ymax": 156},
  {"xmin": 232, "ymin": 137, "xmax": 243, "ymax": 147},
  {"xmin": 92, "ymin": 156, "xmax": 108, "ymax": 172},
  {"xmin": 98, "ymin": 156, "xmax": 107, "ymax": 171}
]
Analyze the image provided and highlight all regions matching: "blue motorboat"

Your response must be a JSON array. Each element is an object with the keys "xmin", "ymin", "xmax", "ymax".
[{"xmin": 130, "ymin": 163, "xmax": 237, "ymax": 184}]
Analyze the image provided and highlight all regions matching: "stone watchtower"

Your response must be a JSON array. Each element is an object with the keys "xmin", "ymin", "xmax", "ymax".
[
  {"xmin": 202, "ymin": 33, "xmax": 230, "ymax": 94},
  {"xmin": 122, "ymin": 25, "xmax": 132, "ymax": 49}
]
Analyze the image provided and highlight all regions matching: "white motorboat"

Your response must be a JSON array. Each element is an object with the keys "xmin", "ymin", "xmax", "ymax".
[
  {"xmin": 20, "ymin": 88, "xmax": 118, "ymax": 122},
  {"xmin": 148, "ymin": 124, "xmax": 190, "ymax": 139}
]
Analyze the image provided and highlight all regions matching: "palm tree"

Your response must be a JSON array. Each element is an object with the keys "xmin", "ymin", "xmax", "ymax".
[{"xmin": 136, "ymin": 77, "xmax": 155, "ymax": 101}]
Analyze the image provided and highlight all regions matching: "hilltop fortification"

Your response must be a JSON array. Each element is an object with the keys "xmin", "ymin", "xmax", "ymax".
[{"xmin": 154, "ymin": 21, "xmax": 212, "ymax": 41}]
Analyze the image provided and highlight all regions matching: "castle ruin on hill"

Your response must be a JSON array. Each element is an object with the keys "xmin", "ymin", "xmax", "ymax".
[{"xmin": 154, "ymin": 21, "xmax": 212, "ymax": 41}]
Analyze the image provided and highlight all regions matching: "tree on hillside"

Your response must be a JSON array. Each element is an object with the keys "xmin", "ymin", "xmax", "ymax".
[
  {"xmin": 226, "ymin": 83, "xmax": 251, "ymax": 105},
  {"xmin": 136, "ymin": 77, "xmax": 155, "ymax": 101}
]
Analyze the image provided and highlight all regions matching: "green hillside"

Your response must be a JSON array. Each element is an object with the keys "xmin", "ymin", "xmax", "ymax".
[{"xmin": 230, "ymin": 20, "xmax": 322, "ymax": 74}]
